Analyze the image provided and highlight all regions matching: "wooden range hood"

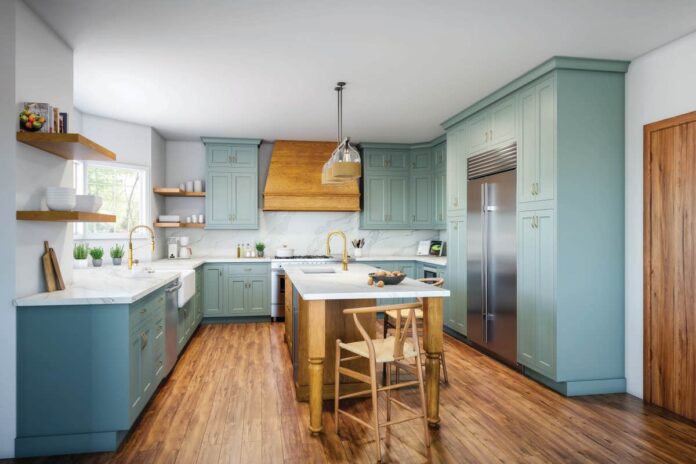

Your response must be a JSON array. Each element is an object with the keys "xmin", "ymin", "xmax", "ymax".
[{"xmin": 263, "ymin": 140, "xmax": 360, "ymax": 211}]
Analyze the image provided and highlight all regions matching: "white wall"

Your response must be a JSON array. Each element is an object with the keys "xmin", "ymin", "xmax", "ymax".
[
  {"xmin": 164, "ymin": 140, "xmax": 439, "ymax": 257},
  {"xmin": 0, "ymin": 1, "xmax": 17, "ymax": 458},
  {"xmin": 625, "ymin": 30, "xmax": 696, "ymax": 398},
  {"xmin": 78, "ymin": 113, "xmax": 167, "ymax": 262},
  {"xmin": 15, "ymin": 0, "xmax": 75, "ymax": 297}
]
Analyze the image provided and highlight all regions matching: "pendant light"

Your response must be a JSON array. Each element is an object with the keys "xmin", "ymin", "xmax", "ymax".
[{"xmin": 322, "ymin": 82, "xmax": 361, "ymax": 184}]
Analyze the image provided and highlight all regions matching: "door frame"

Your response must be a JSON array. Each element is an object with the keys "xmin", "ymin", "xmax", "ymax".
[{"xmin": 643, "ymin": 110, "xmax": 696, "ymax": 402}]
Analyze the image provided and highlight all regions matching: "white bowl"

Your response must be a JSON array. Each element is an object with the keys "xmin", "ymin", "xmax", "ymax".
[
  {"xmin": 74, "ymin": 195, "xmax": 102, "ymax": 213},
  {"xmin": 47, "ymin": 197, "xmax": 76, "ymax": 211},
  {"xmin": 46, "ymin": 187, "xmax": 75, "ymax": 196}
]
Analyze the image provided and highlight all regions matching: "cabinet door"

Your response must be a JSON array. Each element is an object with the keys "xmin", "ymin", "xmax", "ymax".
[
  {"xmin": 177, "ymin": 304, "xmax": 188, "ymax": 350},
  {"xmin": 446, "ymin": 127, "xmax": 467, "ymax": 217},
  {"xmin": 365, "ymin": 150, "xmax": 389, "ymax": 170},
  {"xmin": 535, "ymin": 210, "xmax": 555, "ymax": 377},
  {"xmin": 388, "ymin": 150, "xmax": 410, "ymax": 170},
  {"xmin": 231, "ymin": 146, "xmax": 257, "ymax": 169},
  {"xmin": 517, "ymin": 212, "xmax": 537, "ymax": 366},
  {"xmin": 446, "ymin": 220, "xmax": 467, "ymax": 335},
  {"xmin": 231, "ymin": 172, "xmax": 258, "ymax": 228},
  {"xmin": 129, "ymin": 331, "xmax": 143, "ymax": 414},
  {"xmin": 490, "ymin": 96, "xmax": 517, "ymax": 146},
  {"xmin": 387, "ymin": 175, "xmax": 410, "ymax": 227},
  {"xmin": 536, "ymin": 78, "xmax": 555, "ymax": 202},
  {"xmin": 203, "ymin": 266, "xmax": 225, "ymax": 317},
  {"xmin": 138, "ymin": 326, "xmax": 154, "ymax": 399},
  {"xmin": 433, "ymin": 143, "xmax": 446, "ymax": 170},
  {"xmin": 518, "ymin": 87, "xmax": 539, "ymax": 203},
  {"xmin": 207, "ymin": 145, "xmax": 234, "ymax": 168},
  {"xmin": 465, "ymin": 112, "xmax": 490, "ymax": 154},
  {"xmin": 246, "ymin": 277, "xmax": 269, "ymax": 315},
  {"xmin": 410, "ymin": 173, "xmax": 433, "ymax": 228},
  {"xmin": 434, "ymin": 170, "xmax": 446, "ymax": 228},
  {"xmin": 411, "ymin": 148, "xmax": 432, "ymax": 171},
  {"xmin": 206, "ymin": 171, "xmax": 233, "ymax": 226},
  {"xmin": 226, "ymin": 276, "xmax": 247, "ymax": 315},
  {"xmin": 363, "ymin": 176, "xmax": 388, "ymax": 226}
]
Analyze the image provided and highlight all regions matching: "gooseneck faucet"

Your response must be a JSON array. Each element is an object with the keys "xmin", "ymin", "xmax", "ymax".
[
  {"xmin": 128, "ymin": 225, "xmax": 156, "ymax": 270},
  {"xmin": 326, "ymin": 230, "xmax": 349, "ymax": 271}
]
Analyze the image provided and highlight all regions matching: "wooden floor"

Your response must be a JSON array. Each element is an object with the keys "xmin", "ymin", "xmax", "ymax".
[{"xmin": 7, "ymin": 322, "xmax": 696, "ymax": 464}]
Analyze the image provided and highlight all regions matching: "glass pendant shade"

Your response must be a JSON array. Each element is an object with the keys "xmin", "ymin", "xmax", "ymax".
[{"xmin": 321, "ymin": 82, "xmax": 361, "ymax": 184}]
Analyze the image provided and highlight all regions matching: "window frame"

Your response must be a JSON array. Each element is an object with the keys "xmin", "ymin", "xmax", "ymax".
[{"xmin": 73, "ymin": 160, "xmax": 151, "ymax": 240}]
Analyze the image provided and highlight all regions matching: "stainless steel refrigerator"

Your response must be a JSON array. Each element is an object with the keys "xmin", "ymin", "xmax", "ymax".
[{"xmin": 467, "ymin": 144, "xmax": 518, "ymax": 366}]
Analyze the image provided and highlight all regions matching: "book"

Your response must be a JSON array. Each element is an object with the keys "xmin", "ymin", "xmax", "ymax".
[{"xmin": 59, "ymin": 112, "xmax": 68, "ymax": 133}]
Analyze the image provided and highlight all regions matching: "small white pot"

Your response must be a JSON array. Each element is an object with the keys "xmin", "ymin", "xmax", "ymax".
[
  {"xmin": 353, "ymin": 248, "xmax": 363, "ymax": 257},
  {"xmin": 74, "ymin": 259, "xmax": 88, "ymax": 269},
  {"xmin": 275, "ymin": 247, "xmax": 294, "ymax": 258}
]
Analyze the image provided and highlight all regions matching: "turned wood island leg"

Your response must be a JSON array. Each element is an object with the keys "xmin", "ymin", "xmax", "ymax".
[
  {"xmin": 307, "ymin": 299, "xmax": 326, "ymax": 434},
  {"xmin": 422, "ymin": 296, "xmax": 443, "ymax": 428}
]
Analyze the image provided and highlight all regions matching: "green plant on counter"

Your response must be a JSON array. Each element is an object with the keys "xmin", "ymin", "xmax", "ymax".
[
  {"xmin": 73, "ymin": 243, "xmax": 89, "ymax": 260},
  {"xmin": 89, "ymin": 247, "xmax": 104, "ymax": 260},
  {"xmin": 255, "ymin": 242, "xmax": 266, "ymax": 252},
  {"xmin": 110, "ymin": 243, "xmax": 125, "ymax": 258}
]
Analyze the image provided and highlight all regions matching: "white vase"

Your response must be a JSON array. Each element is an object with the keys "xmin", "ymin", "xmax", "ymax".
[
  {"xmin": 353, "ymin": 248, "xmax": 362, "ymax": 257},
  {"xmin": 74, "ymin": 259, "xmax": 88, "ymax": 269}
]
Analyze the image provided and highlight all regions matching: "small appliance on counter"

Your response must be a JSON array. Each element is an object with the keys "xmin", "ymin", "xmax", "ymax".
[
  {"xmin": 167, "ymin": 237, "xmax": 179, "ymax": 259},
  {"xmin": 417, "ymin": 240, "xmax": 446, "ymax": 256}
]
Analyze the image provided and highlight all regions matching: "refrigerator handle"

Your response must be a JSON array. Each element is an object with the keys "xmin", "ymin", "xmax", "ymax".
[{"xmin": 481, "ymin": 182, "xmax": 489, "ymax": 343}]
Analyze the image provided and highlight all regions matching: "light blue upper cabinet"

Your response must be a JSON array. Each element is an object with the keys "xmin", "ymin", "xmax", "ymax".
[
  {"xmin": 202, "ymin": 137, "xmax": 261, "ymax": 230},
  {"xmin": 410, "ymin": 172, "xmax": 433, "ymax": 228},
  {"xmin": 518, "ymin": 75, "xmax": 555, "ymax": 204},
  {"xmin": 446, "ymin": 127, "xmax": 467, "ymax": 218},
  {"xmin": 465, "ymin": 112, "xmax": 490, "ymax": 154},
  {"xmin": 465, "ymin": 95, "xmax": 517, "ymax": 156},
  {"xmin": 386, "ymin": 175, "xmax": 410, "ymax": 227}
]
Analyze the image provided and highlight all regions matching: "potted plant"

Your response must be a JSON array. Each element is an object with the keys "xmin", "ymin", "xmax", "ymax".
[
  {"xmin": 255, "ymin": 242, "xmax": 266, "ymax": 258},
  {"xmin": 73, "ymin": 243, "xmax": 89, "ymax": 269},
  {"xmin": 110, "ymin": 244, "xmax": 125, "ymax": 266},
  {"xmin": 89, "ymin": 246, "xmax": 104, "ymax": 267}
]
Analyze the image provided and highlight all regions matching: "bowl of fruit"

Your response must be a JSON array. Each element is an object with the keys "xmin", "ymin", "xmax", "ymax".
[
  {"xmin": 368, "ymin": 269, "xmax": 406, "ymax": 287},
  {"xmin": 19, "ymin": 109, "xmax": 46, "ymax": 132}
]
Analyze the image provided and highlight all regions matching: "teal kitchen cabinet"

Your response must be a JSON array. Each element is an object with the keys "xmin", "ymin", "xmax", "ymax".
[
  {"xmin": 360, "ymin": 137, "xmax": 447, "ymax": 230},
  {"xmin": 16, "ymin": 288, "xmax": 168, "ymax": 457},
  {"xmin": 446, "ymin": 126, "xmax": 467, "ymax": 218},
  {"xmin": 203, "ymin": 262, "xmax": 271, "ymax": 317},
  {"xmin": 203, "ymin": 264, "xmax": 225, "ymax": 317},
  {"xmin": 517, "ymin": 210, "xmax": 555, "ymax": 378},
  {"xmin": 361, "ymin": 174, "xmax": 410, "ymax": 229},
  {"xmin": 441, "ymin": 57, "xmax": 627, "ymax": 395},
  {"xmin": 445, "ymin": 219, "xmax": 466, "ymax": 336},
  {"xmin": 195, "ymin": 268, "xmax": 203, "ymax": 324},
  {"xmin": 518, "ymin": 75, "xmax": 555, "ymax": 204},
  {"xmin": 202, "ymin": 137, "xmax": 261, "ymax": 230}
]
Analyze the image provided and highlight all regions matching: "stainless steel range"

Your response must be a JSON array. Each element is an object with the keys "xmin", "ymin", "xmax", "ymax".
[{"xmin": 271, "ymin": 255, "xmax": 337, "ymax": 320}]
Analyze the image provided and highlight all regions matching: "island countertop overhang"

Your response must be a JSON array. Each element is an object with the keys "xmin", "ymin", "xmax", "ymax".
[{"xmin": 284, "ymin": 263, "xmax": 450, "ymax": 301}]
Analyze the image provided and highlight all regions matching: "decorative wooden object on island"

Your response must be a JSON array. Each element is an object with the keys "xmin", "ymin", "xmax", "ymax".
[
  {"xmin": 16, "ymin": 211, "xmax": 116, "ymax": 223},
  {"xmin": 41, "ymin": 241, "xmax": 65, "ymax": 292},
  {"xmin": 153, "ymin": 187, "xmax": 205, "ymax": 197},
  {"xmin": 16, "ymin": 132, "xmax": 116, "ymax": 161}
]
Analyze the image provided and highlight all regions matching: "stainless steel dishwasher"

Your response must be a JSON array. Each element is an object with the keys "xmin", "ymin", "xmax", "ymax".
[{"xmin": 164, "ymin": 279, "xmax": 182, "ymax": 376}]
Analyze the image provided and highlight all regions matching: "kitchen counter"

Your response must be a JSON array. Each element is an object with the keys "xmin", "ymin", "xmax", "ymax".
[
  {"xmin": 284, "ymin": 263, "xmax": 450, "ymax": 301},
  {"xmin": 15, "ymin": 267, "xmax": 179, "ymax": 306},
  {"xmin": 355, "ymin": 255, "xmax": 447, "ymax": 266}
]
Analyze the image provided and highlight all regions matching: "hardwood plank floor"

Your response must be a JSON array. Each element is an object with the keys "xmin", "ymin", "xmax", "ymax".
[{"xmin": 5, "ymin": 322, "xmax": 696, "ymax": 464}]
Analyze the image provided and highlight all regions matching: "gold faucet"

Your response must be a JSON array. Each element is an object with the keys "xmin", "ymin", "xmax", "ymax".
[
  {"xmin": 128, "ymin": 225, "xmax": 156, "ymax": 270},
  {"xmin": 326, "ymin": 230, "xmax": 349, "ymax": 271}
]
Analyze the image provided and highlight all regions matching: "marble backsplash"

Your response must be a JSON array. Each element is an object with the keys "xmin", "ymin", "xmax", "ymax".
[{"xmin": 164, "ymin": 211, "xmax": 441, "ymax": 257}]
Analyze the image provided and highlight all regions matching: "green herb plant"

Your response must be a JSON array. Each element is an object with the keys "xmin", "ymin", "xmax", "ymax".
[
  {"xmin": 110, "ymin": 244, "xmax": 125, "ymax": 258},
  {"xmin": 73, "ymin": 243, "xmax": 89, "ymax": 260},
  {"xmin": 89, "ymin": 247, "xmax": 104, "ymax": 260}
]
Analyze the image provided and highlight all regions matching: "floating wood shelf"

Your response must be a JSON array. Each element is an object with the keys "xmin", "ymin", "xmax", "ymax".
[
  {"xmin": 154, "ymin": 222, "xmax": 205, "ymax": 229},
  {"xmin": 16, "ymin": 211, "xmax": 116, "ymax": 222},
  {"xmin": 153, "ymin": 188, "xmax": 205, "ymax": 197},
  {"xmin": 16, "ymin": 132, "xmax": 117, "ymax": 161}
]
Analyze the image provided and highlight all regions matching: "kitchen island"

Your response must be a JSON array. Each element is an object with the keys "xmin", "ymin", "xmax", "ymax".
[{"xmin": 284, "ymin": 263, "xmax": 450, "ymax": 433}]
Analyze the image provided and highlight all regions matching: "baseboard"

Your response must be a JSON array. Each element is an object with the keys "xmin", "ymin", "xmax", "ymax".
[
  {"xmin": 15, "ymin": 430, "xmax": 128, "ymax": 458},
  {"xmin": 524, "ymin": 368, "xmax": 627, "ymax": 396},
  {"xmin": 202, "ymin": 316, "xmax": 272, "ymax": 324}
]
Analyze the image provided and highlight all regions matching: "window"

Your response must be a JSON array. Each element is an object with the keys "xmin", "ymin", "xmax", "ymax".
[{"xmin": 73, "ymin": 161, "xmax": 149, "ymax": 238}]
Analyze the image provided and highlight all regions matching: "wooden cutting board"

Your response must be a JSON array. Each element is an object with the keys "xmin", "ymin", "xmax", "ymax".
[
  {"xmin": 49, "ymin": 245, "xmax": 65, "ymax": 290},
  {"xmin": 42, "ymin": 241, "xmax": 57, "ymax": 292}
]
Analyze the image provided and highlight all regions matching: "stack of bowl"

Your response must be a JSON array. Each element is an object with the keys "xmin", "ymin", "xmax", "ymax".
[
  {"xmin": 74, "ymin": 195, "xmax": 103, "ymax": 213},
  {"xmin": 46, "ymin": 187, "xmax": 76, "ymax": 211}
]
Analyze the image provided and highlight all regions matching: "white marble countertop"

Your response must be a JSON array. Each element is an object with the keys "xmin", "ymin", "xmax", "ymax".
[
  {"xmin": 355, "ymin": 255, "xmax": 447, "ymax": 266},
  {"xmin": 15, "ymin": 268, "xmax": 180, "ymax": 307},
  {"xmin": 285, "ymin": 263, "xmax": 450, "ymax": 301}
]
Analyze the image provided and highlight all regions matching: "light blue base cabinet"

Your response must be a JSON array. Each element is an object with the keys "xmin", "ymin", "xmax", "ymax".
[
  {"xmin": 17, "ymin": 289, "xmax": 168, "ymax": 457},
  {"xmin": 203, "ymin": 262, "xmax": 270, "ymax": 318},
  {"xmin": 359, "ymin": 137, "xmax": 446, "ymax": 230},
  {"xmin": 202, "ymin": 137, "xmax": 261, "ymax": 230},
  {"xmin": 442, "ymin": 56, "xmax": 628, "ymax": 395}
]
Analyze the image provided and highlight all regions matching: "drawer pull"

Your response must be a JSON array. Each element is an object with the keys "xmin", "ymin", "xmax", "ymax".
[
  {"xmin": 140, "ymin": 332, "xmax": 148, "ymax": 349},
  {"xmin": 244, "ymin": 268, "xmax": 252, "ymax": 272},
  {"xmin": 140, "ymin": 308, "xmax": 147, "ymax": 315}
]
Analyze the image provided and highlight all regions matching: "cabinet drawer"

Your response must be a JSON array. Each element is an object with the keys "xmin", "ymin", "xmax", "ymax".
[
  {"xmin": 129, "ymin": 290, "xmax": 165, "ymax": 329},
  {"xmin": 227, "ymin": 263, "xmax": 269, "ymax": 276}
]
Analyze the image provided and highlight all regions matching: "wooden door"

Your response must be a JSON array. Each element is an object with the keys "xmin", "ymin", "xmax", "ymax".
[{"xmin": 644, "ymin": 111, "xmax": 696, "ymax": 421}]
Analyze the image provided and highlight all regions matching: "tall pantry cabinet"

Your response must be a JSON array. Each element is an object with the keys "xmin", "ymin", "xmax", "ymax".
[{"xmin": 442, "ymin": 57, "xmax": 627, "ymax": 395}]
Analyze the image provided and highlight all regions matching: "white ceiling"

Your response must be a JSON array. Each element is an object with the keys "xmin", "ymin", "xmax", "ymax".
[{"xmin": 26, "ymin": 0, "xmax": 696, "ymax": 143}]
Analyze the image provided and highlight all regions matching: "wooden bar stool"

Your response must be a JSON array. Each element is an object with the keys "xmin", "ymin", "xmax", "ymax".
[
  {"xmin": 335, "ymin": 302, "xmax": 430, "ymax": 463},
  {"xmin": 383, "ymin": 277, "xmax": 449, "ymax": 383}
]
